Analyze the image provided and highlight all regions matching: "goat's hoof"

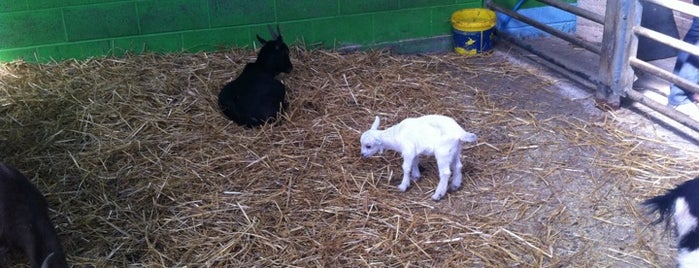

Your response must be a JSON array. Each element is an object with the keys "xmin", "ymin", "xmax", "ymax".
[
  {"xmin": 397, "ymin": 184, "xmax": 409, "ymax": 192},
  {"xmin": 431, "ymin": 193, "xmax": 444, "ymax": 201},
  {"xmin": 449, "ymin": 184, "xmax": 461, "ymax": 192}
]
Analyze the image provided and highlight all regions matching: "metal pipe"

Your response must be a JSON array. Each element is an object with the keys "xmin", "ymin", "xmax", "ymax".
[
  {"xmin": 536, "ymin": 0, "xmax": 605, "ymax": 24},
  {"xmin": 630, "ymin": 57, "xmax": 699, "ymax": 94},
  {"xmin": 634, "ymin": 26, "xmax": 699, "ymax": 58},
  {"xmin": 641, "ymin": 0, "xmax": 699, "ymax": 18},
  {"xmin": 625, "ymin": 89, "xmax": 699, "ymax": 132},
  {"xmin": 487, "ymin": 0, "xmax": 602, "ymax": 54}
]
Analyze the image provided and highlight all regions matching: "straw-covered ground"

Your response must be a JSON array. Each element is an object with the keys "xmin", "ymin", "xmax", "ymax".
[{"xmin": 0, "ymin": 45, "xmax": 697, "ymax": 267}]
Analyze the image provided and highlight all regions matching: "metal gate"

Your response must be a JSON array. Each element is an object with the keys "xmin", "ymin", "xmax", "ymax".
[{"xmin": 487, "ymin": 0, "xmax": 699, "ymax": 132}]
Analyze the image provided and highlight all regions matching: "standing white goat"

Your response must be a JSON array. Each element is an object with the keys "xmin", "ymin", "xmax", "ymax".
[{"xmin": 360, "ymin": 114, "xmax": 477, "ymax": 201}]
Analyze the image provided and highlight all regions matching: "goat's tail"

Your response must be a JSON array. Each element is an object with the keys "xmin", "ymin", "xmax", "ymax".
[
  {"xmin": 459, "ymin": 131, "xmax": 477, "ymax": 143},
  {"xmin": 643, "ymin": 193, "xmax": 675, "ymax": 226},
  {"xmin": 643, "ymin": 178, "xmax": 699, "ymax": 229}
]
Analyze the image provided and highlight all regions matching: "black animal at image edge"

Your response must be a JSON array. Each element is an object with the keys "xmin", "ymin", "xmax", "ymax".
[
  {"xmin": 218, "ymin": 25, "xmax": 293, "ymax": 127},
  {"xmin": 643, "ymin": 177, "xmax": 699, "ymax": 267},
  {"xmin": 0, "ymin": 163, "xmax": 68, "ymax": 268}
]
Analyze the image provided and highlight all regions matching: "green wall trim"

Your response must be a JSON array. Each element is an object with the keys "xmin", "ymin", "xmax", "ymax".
[{"xmin": 0, "ymin": 0, "xmax": 485, "ymax": 62}]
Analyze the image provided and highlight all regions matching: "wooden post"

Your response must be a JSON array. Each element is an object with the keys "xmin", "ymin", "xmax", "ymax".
[{"xmin": 596, "ymin": 0, "xmax": 641, "ymax": 109}]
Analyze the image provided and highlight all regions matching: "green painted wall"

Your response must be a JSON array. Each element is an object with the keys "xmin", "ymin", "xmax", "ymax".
[{"xmin": 0, "ymin": 0, "xmax": 482, "ymax": 62}]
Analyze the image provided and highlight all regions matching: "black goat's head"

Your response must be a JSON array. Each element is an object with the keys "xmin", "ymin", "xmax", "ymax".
[{"xmin": 255, "ymin": 25, "xmax": 293, "ymax": 75}]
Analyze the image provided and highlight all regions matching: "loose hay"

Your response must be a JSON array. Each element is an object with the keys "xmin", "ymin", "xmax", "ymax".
[{"xmin": 0, "ymin": 47, "xmax": 697, "ymax": 267}]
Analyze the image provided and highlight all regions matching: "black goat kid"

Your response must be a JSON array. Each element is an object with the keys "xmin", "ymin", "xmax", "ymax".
[
  {"xmin": 0, "ymin": 163, "xmax": 68, "ymax": 268},
  {"xmin": 218, "ymin": 26, "xmax": 293, "ymax": 127}
]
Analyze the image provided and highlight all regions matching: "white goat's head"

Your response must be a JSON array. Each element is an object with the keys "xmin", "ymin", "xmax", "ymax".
[{"xmin": 360, "ymin": 116, "xmax": 383, "ymax": 158}]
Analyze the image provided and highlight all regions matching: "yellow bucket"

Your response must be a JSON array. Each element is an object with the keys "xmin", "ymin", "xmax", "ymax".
[{"xmin": 451, "ymin": 8, "xmax": 496, "ymax": 55}]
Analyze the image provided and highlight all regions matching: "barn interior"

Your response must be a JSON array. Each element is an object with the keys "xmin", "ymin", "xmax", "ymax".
[{"xmin": 0, "ymin": 0, "xmax": 697, "ymax": 267}]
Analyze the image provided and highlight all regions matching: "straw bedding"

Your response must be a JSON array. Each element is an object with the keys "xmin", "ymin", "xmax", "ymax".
[{"xmin": 0, "ymin": 46, "xmax": 697, "ymax": 267}]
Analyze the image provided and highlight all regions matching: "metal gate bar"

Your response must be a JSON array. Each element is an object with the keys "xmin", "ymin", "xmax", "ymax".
[
  {"xmin": 536, "ymin": 0, "xmax": 604, "ymax": 24},
  {"xmin": 642, "ymin": 0, "xmax": 699, "ymax": 18},
  {"xmin": 626, "ymin": 88, "xmax": 699, "ymax": 130},
  {"xmin": 630, "ymin": 58, "xmax": 699, "ymax": 95},
  {"xmin": 487, "ymin": 0, "xmax": 699, "ymax": 133},
  {"xmin": 486, "ymin": 1, "xmax": 601, "ymax": 54},
  {"xmin": 632, "ymin": 25, "xmax": 699, "ymax": 96},
  {"xmin": 625, "ymin": 0, "xmax": 699, "ymax": 132}
]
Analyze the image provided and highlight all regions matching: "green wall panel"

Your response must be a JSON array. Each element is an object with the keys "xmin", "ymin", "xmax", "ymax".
[
  {"xmin": 0, "ymin": 48, "xmax": 39, "ymax": 62},
  {"xmin": 313, "ymin": 15, "xmax": 375, "ymax": 46},
  {"xmin": 373, "ymin": 9, "xmax": 433, "ymax": 43},
  {"xmin": 0, "ymin": 0, "xmax": 488, "ymax": 62},
  {"xmin": 27, "ymin": 0, "xmax": 122, "ymax": 9},
  {"xmin": 277, "ymin": 0, "xmax": 338, "ymax": 21},
  {"xmin": 432, "ymin": 6, "xmax": 462, "ymax": 34},
  {"xmin": 0, "ymin": 10, "xmax": 65, "ymax": 48},
  {"xmin": 339, "ymin": 0, "xmax": 399, "ymax": 15},
  {"xmin": 183, "ymin": 27, "xmax": 252, "ymax": 52},
  {"xmin": 113, "ymin": 34, "xmax": 184, "ymax": 56},
  {"xmin": 137, "ymin": 0, "xmax": 209, "ymax": 34},
  {"xmin": 35, "ymin": 40, "xmax": 112, "ymax": 61},
  {"xmin": 0, "ymin": 2, "xmax": 29, "ymax": 12},
  {"xmin": 208, "ymin": 0, "xmax": 275, "ymax": 27},
  {"xmin": 401, "ymin": 0, "xmax": 456, "ymax": 9},
  {"xmin": 258, "ymin": 14, "xmax": 376, "ymax": 48},
  {"xmin": 261, "ymin": 20, "xmax": 314, "ymax": 45},
  {"xmin": 64, "ymin": 3, "xmax": 139, "ymax": 41}
]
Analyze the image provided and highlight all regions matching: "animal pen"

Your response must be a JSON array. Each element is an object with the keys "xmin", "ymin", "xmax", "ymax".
[
  {"xmin": 489, "ymin": 0, "xmax": 699, "ymax": 132},
  {"xmin": 0, "ymin": 0, "xmax": 698, "ymax": 267}
]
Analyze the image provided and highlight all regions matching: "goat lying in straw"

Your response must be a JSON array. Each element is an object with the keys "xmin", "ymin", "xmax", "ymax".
[
  {"xmin": 218, "ymin": 25, "xmax": 293, "ymax": 127},
  {"xmin": 360, "ymin": 115, "xmax": 477, "ymax": 201}
]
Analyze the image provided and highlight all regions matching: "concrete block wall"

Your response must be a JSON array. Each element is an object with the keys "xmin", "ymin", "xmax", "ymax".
[{"xmin": 0, "ymin": 0, "xmax": 481, "ymax": 62}]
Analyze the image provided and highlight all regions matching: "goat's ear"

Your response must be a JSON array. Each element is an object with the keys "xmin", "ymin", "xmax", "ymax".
[
  {"xmin": 370, "ymin": 116, "xmax": 380, "ymax": 130},
  {"xmin": 256, "ymin": 35, "xmax": 267, "ymax": 44}
]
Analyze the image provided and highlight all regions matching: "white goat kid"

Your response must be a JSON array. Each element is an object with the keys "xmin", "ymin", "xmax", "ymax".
[{"xmin": 360, "ymin": 115, "xmax": 477, "ymax": 201}]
